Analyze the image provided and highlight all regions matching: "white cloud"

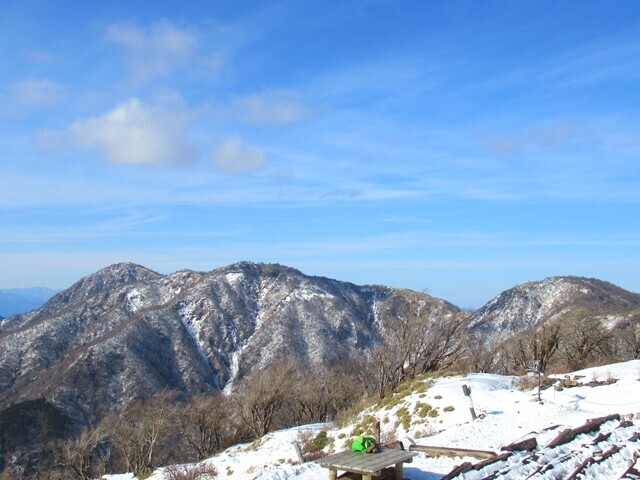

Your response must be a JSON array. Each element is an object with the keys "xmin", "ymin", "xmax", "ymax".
[
  {"xmin": 232, "ymin": 90, "xmax": 308, "ymax": 125},
  {"xmin": 68, "ymin": 98, "xmax": 197, "ymax": 165},
  {"xmin": 212, "ymin": 136, "xmax": 266, "ymax": 174},
  {"xmin": 9, "ymin": 79, "xmax": 65, "ymax": 108},
  {"xmin": 106, "ymin": 20, "xmax": 198, "ymax": 82}
]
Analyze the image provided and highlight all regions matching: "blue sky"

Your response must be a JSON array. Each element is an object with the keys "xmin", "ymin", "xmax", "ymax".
[{"xmin": 1, "ymin": 0, "xmax": 639, "ymax": 308}]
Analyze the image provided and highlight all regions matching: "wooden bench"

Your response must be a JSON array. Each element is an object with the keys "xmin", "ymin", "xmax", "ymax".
[
  {"xmin": 315, "ymin": 449, "xmax": 418, "ymax": 480},
  {"xmin": 337, "ymin": 467, "xmax": 394, "ymax": 479}
]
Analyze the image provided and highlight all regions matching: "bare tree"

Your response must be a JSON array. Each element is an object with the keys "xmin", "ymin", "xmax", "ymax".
[
  {"xmin": 322, "ymin": 360, "xmax": 368, "ymax": 419},
  {"xmin": 286, "ymin": 369, "xmax": 332, "ymax": 425},
  {"xmin": 112, "ymin": 391, "xmax": 177, "ymax": 477},
  {"xmin": 462, "ymin": 333, "xmax": 501, "ymax": 373},
  {"xmin": 558, "ymin": 310, "xmax": 613, "ymax": 370},
  {"xmin": 371, "ymin": 295, "xmax": 466, "ymax": 397},
  {"xmin": 178, "ymin": 393, "xmax": 231, "ymax": 461},
  {"xmin": 50, "ymin": 422, "xmax": 110, "ymax": 480},
  {"xmin": 500, "ymin": 322, "xmax": 562, "ymax": 374},
  {"xmin": 233, "ymin": 361, "xmax": 296, "ymax": 438},
  {"xmin": 613, "ymin": 312, "xmax": 640, "ymax": 360}
]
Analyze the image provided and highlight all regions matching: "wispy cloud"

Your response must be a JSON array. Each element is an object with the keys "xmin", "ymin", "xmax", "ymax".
[
  {"xmin": 106, "ymin": 20, "xmax": 198, "ymax": 82},
  {"xmin": 538, "ymin": 38, "xmax": 640, "ymax": 88},
  {"xmin": 0, "ymin": 212, "xmax": 164, "ymax": 244},
  {"xmin": 482, "ymin": 122, "xmax": 597, "ymax": 154},
  {"xmin": 212, "ymin": 135, "xmax": 266, "ymax": 174},
  {"xmin": 22, "ymin": 48, "xmax": 58, "ymax": 64},
  {"xmin": 231, "ymin": 90, "xmax": 309, "ymax": 125},
  {"xmin": 7, "ymin": 79, "xmax": 65, "ymax": 108},
  {"xmin": 67, "ymin": 98, "xmax": 198, "ymax": 165}
]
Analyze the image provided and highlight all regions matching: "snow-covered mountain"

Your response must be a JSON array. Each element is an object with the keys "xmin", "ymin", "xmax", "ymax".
[
  {"xmin": 0, "ymin": 261, "xmax": 458, "ymax": 425},
  {"xmin": 2, "ymin": 267, "xmax": 638, "ymax": 431},
  {"xmin": 467, "ymin": 276, "xmax": 640, "ymax": 343},
  {"xmin": 2, "ymin": 264, "xmax": 640, "ymax": 478}
]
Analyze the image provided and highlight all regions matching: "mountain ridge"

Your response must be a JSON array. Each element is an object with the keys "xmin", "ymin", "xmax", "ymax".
[
  {"xmin": 1, "ymin": 262, "xmax": 640, "ymax": 478},
  {"xmin": 0, "ymin": 261, "xmax": 460, "ymax": 425},
  {"xmin": 1, "ymin": 264, "xmax": 639, "ymax": 426}
]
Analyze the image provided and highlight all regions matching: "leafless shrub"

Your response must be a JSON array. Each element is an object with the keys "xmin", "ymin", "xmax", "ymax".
[
  {"xmin": 295, "ymin": 429, "xmax": 328, "ymax": 461},
  {"xmin": 603, "ymin": 369, "xmax": 617, "ymax": 384},
  {"xmin": 162, "ymin": 462, "xmax": 218, "ymax": 480}
]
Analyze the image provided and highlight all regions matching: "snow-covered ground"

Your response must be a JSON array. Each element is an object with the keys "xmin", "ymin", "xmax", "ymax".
[{"xmin": 105, "ymin": 360, "xmax": 640, "ymax": 480}]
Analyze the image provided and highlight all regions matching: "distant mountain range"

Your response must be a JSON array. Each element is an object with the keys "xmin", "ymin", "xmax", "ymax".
[{"xmin": 0, "ymin": 287, "xmax": 58, "ymax": 317}]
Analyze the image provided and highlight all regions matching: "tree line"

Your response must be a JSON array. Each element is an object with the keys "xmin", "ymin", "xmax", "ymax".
[{"xmin": 466, "ymin": 307, "xmax": 640, "ymax": 375}]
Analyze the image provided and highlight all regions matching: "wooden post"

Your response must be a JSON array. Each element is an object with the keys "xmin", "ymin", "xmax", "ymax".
[
  {"xmin": 329, "ymin": 468, "xmax": 337, "ymax": 480},
  {"xmin": 292, "ymin": 442, "xmax": 305, "ymax": 464},
  {"xmin": 462, "ymin": 384, "xmax": 477, "ymax": 420},
  {"xmin": 394, "ymin": 462, "xmax": 404, "ymax": 480}
]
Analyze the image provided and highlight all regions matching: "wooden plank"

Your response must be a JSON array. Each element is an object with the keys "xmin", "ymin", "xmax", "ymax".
[
  {"xmin": 473, "ymin": 452, "xmax": 511, "ymax": 470},
  {"xmin": 445, "ymin": 452, "xmax": 512, "ymax": 480},
  {"xmin": 409, "ymin": 444, "xmax": 497, "ymax": 459},
  {"xmin": 349, "ymin": 451, "xmax": 415, "ymax": 473},
  {"xmin": 545, "ymin": 428, "xmax": 573, "ymax": 448},
  {"xmin": 501, "ymin": 437, "xmax": 537, "ymax": 452},
  {"xmin": 566, "ymin": 444, "xmax": 621, "ymax": 480},
  {"xmin": 317, "ymin": 451, "xmax": 358, "ymax": 467},
  {"xmin": 440, "ymin": 461, "xmax": 473, "ymax": 480},
  {"xmin": 546, "ymin": 414, "xmax": 620, "ymax": 448},
  {"xmin": 618, "ymin": 450, "xmax": 640, "ymax": 479},
  {"xmin": 524, "ymin": 450, "xmax": 580, "ymax": 479}
]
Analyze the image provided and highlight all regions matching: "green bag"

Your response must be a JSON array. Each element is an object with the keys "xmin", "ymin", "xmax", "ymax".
[{"xmin": 351, "ymin": 435, "xmax": 378, "ymax": 453}]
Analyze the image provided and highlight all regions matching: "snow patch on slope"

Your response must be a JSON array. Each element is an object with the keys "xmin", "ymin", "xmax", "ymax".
[
  {"xmin": 124, "ymin": 288, "xmax": 144, "ymax": 314},
  {"xmin": 176, "ymin": 300, "xmax": 219, "ymax": 387},
  {"xmin": 106, "ymin": 360, "xmax": 640, "ymax": 480}
]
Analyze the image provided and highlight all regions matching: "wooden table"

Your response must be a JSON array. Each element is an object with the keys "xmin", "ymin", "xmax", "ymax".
[{"xmin": 315, "ymin": 449, "xmax": 418, "ymax": 480}]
